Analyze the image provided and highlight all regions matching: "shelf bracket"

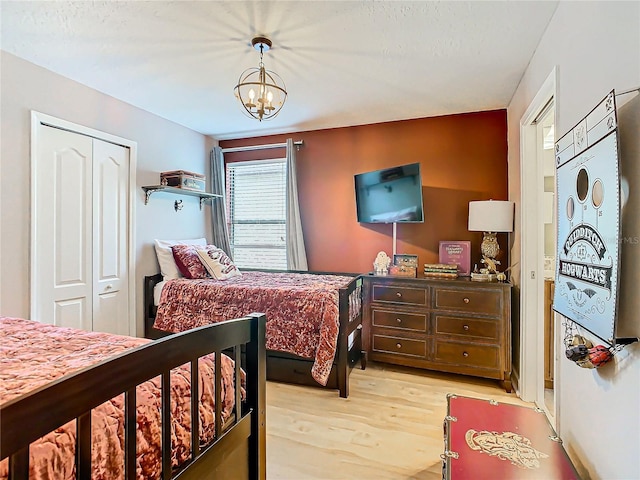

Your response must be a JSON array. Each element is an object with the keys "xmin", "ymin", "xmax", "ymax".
[{"xmin": 143, "ymin": 187, "xmax": 159, "ymax": 205}]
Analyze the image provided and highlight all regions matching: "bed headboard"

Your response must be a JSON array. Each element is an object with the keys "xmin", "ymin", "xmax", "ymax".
[{"xmin": 143, "ymin": 273, "xmax": 165, "ymax": 339}]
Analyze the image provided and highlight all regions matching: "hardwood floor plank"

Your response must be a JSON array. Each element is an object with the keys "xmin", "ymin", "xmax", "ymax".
[{"xmin": 266, "ymin": 362, "xmax": 530, "ymax": 479}]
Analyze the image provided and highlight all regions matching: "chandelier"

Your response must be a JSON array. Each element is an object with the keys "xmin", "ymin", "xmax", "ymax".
[{"xmin": 234, "ymin": 36, "xmax": 287, "ymax": 121}]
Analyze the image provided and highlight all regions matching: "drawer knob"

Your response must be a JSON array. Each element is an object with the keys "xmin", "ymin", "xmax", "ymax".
[
  {"xmin": 396, "ymin": 318, "xmax": 402, "ymax": 324},
  {"xmin": 462, "ymin": 351, "xmax": 469, "ymax": 357},
  {"xmin": 396, "ymin": 292, "xmax": 403, "ymax": 298},
  {"xmin": 463, "ymin": 297, "xmax": 470, "ymax": 304},
  {"xmin": 463, "ymin": 325, "xmax": 469, "ymax": 331},
  {"xmin": 396, "ymin": 343, "xmax": 402, "ymax": 349}
]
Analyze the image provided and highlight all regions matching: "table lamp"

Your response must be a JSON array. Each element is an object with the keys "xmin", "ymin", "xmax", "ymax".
[{"xmin": 468, "ymin": 200, "xmax": 514, "ymax": 281}]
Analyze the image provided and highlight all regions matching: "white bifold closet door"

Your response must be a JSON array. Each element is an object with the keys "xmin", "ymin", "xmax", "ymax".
[{"xmin": 33, "ymin": 125, "xmax": 130, "ymax": 335}]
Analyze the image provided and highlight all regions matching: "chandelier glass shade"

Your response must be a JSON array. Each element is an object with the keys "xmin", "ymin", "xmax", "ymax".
[{"xmin": 234, "ymin": 37, "xmax": 287, "ymax": 121}]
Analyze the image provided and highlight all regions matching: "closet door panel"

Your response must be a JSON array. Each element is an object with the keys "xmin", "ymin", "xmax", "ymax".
[
  {"xmin": 92, "ymin": 139, "xmax": 130, "ymax": 335},
  {"xmin": 34, "ymin": 126, "xmax": 93, "ymax": 330}
]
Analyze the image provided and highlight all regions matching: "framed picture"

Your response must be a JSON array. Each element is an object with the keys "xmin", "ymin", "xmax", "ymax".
[
  {"xmin": 553, "ymin": 90, "xmax": 620, "ymax": 343},
  {"xmin": 439, "ymin": 241, "xmax": 471, "ymax": 276},
  {"xmin": 393, "ymin": 254, "xmax": 418, "ymax": 268}
]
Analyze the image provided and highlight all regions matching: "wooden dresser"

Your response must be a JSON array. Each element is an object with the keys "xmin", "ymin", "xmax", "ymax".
[{"xmin": 362, "ymin": 275, "xmax": 513, "ymax": 392}]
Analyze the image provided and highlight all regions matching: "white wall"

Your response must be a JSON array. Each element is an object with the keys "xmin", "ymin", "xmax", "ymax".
[
  {"xmin": 507, "ymin": 2, "xmax": 639, "ymax": 479},
  {"xmin": 0, "ymin": 51, "xmax": 213, "ymax": 335}
]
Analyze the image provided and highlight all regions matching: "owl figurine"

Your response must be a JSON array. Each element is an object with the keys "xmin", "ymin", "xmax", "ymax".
[
  {"xmin": 480, "ymin": 232, "xmax": 500, "ymax": 259},
  {"xmin": 373, "ymin": 251, "xmax": 391, "ymax": 275}
]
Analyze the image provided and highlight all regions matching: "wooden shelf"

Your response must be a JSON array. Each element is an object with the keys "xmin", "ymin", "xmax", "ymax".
[{"xmin": 142, "ymin": 185, "xmax": 222, "ymax": 210}]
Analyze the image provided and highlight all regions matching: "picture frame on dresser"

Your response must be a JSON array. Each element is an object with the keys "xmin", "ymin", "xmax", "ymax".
[{"xmin": 439, "ymin": 241, "xmax": 471, "ymax": 276}]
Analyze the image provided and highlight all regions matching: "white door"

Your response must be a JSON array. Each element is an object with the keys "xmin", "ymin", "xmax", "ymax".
[
  {"xmin": 535, "ymin": 102, "xmax": 557, "ymax": 421},
  {"xmin": 34, "ymin": 126, "xmax": 94, "ymax": 330},
  {"xmin": 519, "ymin": 67, "xmax": 559, "ymax": 428},
  {"xmin": 33, "ymin": 125, "xmax": 130, "ymax": 334},
  {"xmin": 92, "ymin": 139, "xmax": 130, "ymax": 334}
]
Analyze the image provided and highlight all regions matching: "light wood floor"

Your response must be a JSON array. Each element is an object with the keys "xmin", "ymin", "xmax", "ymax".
[{"xmin": 266, "ymin": 362, "xmax": 530, "ymax": 479}]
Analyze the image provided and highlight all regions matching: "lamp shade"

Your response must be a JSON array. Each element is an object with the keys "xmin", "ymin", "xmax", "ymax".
[{"xmin": 468, "ymin": 200, "xmax": 514, "ymax": 232}]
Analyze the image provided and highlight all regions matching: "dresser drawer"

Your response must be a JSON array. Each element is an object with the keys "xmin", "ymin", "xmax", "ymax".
[
  {"xmin": 372, "ymin": 334, "xmax": 427, "ymax": 358},
  {"xmin": 434, "ymin": 314, "xmax": 499, "ymax": 340},
  {"xmin": 372, "ymin": 309, "xmax": 427, "ymax": 332},
  {"xmin": 433, "ymin": 340, "xmax": 500, "ymax": 369},
  {"xmin": 372, "ymin": 285, "xmax": 427, "ymax": 306},
  {"xmin": 433, "ymin": 287, "xmax": 502, "ymax": 316}
]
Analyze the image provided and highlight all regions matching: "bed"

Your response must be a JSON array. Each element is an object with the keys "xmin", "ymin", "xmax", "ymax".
[
  {"xmin": 0, "ymin": 313, "xmax": 266, "ymax": 480},
  {"xmin": 144, "ymin": 270, "xmax": 365, "ymax": 398}
]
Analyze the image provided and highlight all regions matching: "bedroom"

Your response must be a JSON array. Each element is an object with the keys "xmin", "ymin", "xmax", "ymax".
[{"xmin": 1, "ymin": 1, "xmax": 638, "ymax": 479}]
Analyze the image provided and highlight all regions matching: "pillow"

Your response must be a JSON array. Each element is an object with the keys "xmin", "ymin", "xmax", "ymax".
[
  {"xmin": 196, "ymin": 246, "xmax": 242, "ymax": 280},
  {"xmin": 154, "ymin": 238, "xmax": 207, "ymax": 280},
  {"xmin": 171, "ymin": 244, "xmax": 210, "ymax": 279}
]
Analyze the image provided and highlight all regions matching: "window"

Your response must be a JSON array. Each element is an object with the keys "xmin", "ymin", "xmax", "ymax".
[{"xmin": 226, "ymin": 159, "xmax": 287, "ymax": 270}]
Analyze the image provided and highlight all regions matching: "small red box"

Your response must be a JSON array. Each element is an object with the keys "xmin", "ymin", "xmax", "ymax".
[
  {"xmin": 388, "ymin": 265, "xmax": 417, "ymax": 277},
  {"xmin": 443, "ymin": 394, "xmax": 580, "ymax": 479}
]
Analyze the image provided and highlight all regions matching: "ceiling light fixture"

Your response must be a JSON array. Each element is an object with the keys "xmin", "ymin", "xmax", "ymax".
[{"xmin": 234, "ymin": 36, "xmax": 287, "ymax": 121}]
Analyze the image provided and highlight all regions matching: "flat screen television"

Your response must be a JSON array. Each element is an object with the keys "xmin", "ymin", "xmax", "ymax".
[{"xmin": 354, "ymin": 162, "xmax": 424, "ymax": 223}]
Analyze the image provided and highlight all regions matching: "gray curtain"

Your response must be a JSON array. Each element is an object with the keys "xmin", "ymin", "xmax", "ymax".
[
  {"xmin": 285, "ymin": 138, "xmax": 308, "ymax": 271},
  {"xmin": 210, "ymin": 147, "xmax": 232, "ymax": 257}
]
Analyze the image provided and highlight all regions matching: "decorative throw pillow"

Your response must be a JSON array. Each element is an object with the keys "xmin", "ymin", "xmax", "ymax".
[
  {"xmin": 171, "ymin": 244, "xmax": 210, "ymax": 279},
  {"xmin": 154, "ymin": 238, "xmax": 207, "ymax": 280},
  {"xmin": 196, "ymin": 246, "xmax": 242, "ymax": 280}
]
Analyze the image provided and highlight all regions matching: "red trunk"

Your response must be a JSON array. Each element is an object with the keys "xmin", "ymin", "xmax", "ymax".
[{"xmin": 443, "ymin": 394, "xmax": 581, "ymax": 479}]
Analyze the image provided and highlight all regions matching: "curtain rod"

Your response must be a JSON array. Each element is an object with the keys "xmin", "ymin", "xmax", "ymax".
[{"xmin": 221, "ymin": 140, "xmax": 303, "ymax": 154}]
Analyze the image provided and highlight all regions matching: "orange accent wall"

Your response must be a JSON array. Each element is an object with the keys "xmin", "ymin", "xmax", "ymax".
[{"xmin": 220, "ymin": 110, "xmax": 508, "ymax": 274}]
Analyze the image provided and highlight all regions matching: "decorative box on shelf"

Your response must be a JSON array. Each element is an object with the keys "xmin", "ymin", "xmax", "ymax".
[
  {"xmin": 160, "ymin": 170, "xmax": 205, "ymax": 192},
  {"xmin": 389, "ymin": 264, "xmax": 417, "ymax": 277},
  {"xmin": 393, "ymin": 254, "xmax": 418, "ymax": 268},
  {"xmin": 390, "ymin": 254, "xmax": 418, "ymax": 277}
]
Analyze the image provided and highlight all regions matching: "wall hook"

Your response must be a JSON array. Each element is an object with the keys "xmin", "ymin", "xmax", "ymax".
[{"xmin": 174, "ymin": 200, "xmax": 183, "ymax": 212}]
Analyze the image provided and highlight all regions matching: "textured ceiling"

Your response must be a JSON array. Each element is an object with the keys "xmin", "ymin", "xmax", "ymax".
[{"xmin": 1, "ymin": 1, "xmax": 558, "ymax": 140}]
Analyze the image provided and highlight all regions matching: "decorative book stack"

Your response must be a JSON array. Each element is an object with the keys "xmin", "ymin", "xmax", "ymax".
[{"xmin": 424, "ymin": 263, "xmax": 459, "ymax": 278}]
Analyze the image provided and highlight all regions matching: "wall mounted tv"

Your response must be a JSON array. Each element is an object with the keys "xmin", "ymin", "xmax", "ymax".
[{"xmin": 355, "ymin": 162, "xmax": 424, "ymax": 223}]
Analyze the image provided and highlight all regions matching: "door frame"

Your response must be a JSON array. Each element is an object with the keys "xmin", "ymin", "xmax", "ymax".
[
  {"xmin": 30, "ymin": 111, "xmax": 138, "ymax": 336},
  {"xmin": 518, "ymin": 67, "xmax": 558, "ymax": 418}
]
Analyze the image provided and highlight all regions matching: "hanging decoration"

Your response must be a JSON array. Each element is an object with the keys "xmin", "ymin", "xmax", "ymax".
[
  {"xmin": 562, "ymin": 318, "xmax": 617, "ymax": 369},
  {"xmin": 554, "ymin": 89, "xmax": 637, "ymax": 365},
  {"xmin": 554, "ymin": 90, "xmax": 621, "ymax": 342},
  {"xmin": 233, "ymin": 36, "xmax": 287, "ymax": 121}
]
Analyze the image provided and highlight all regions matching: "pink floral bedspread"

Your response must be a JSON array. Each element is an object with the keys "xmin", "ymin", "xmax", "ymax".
[
  {"xmin": 0, "ymin": 317, "xmax": 237, "ymax": 480},
  {"xmin": 154, "ymin": 271, "xmax": 355, "ymax": 386}
]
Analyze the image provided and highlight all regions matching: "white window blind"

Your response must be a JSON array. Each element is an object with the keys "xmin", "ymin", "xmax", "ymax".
[{"xmin": 226, "ymin": 159, "xmax": 287, "ymax": 270}]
